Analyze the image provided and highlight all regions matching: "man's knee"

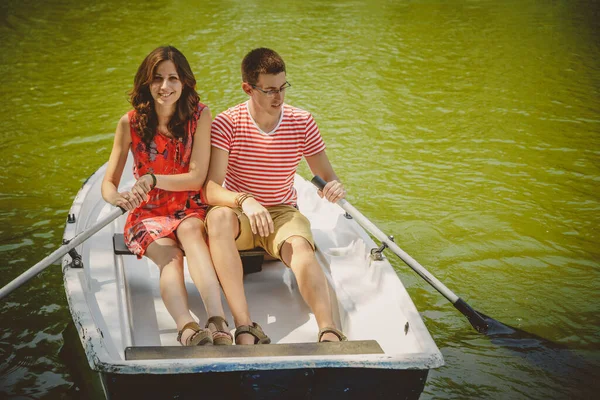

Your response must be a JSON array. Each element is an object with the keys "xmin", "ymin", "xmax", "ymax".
[
  {"xmin": 281, "ymin": 236, "xmax": 315, "ymax": 264},
  {"xmin": 286, "ymin": 236, "xmax": 313, "ymax": 252},
  {"xmin": 207, "ymin": 208, "xmax": 238, "ymax": 238}
]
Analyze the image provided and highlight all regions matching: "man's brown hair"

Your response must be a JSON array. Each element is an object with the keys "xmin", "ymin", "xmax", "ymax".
[{"xmin": 241, "ymin": 48, "xmax": 286, "ymax": 85}]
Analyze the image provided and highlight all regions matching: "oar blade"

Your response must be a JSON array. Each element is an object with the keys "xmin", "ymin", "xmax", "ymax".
[
  {"xmin": 476, "ymin": 311, "xmax": 518, "ymax": 336},
  {"xmin": 453, "ymin": 298, "xmax": 490, "ymax": 333}
]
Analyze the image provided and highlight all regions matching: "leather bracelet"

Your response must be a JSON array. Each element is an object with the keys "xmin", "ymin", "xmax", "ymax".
[{"xmin": 147, "ymin": 173, "xmax": 157, "ymax": 189}]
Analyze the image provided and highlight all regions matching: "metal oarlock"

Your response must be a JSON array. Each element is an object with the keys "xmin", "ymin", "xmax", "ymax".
[
  {"xmin": 63, "ymin": 239, "xmax": 83, "ymax": 268},
  {"xmin": 370, "ymin": 236, "xmax": 394, "ymax": 261}
]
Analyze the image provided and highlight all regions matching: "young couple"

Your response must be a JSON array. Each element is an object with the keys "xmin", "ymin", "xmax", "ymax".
[{"xmin": 101, "ymin": 46, "xmax": 347, "ymax": 347}]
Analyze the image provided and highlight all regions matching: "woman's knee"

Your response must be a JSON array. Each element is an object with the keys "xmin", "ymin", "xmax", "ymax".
[
  {"xmin": 206, "ymin": 208, "xmax": 238, "ymax": 238},
  {"xmin": 147, "ymin": 245, "xmax": 184, "ymax": 269},
  {"xmin": 176, "ymin": 218, "xmax": 206, "ymax": 241}
]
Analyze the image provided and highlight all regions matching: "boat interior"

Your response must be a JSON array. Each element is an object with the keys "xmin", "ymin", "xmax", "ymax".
[{"xmin": 64, "ymin": 163, "xmax": 442, "ymax": 369}]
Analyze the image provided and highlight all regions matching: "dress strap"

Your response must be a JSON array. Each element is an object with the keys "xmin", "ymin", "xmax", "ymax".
[{"xmin": 188, "ymin": 102, "xmax": 206, "ymax": 137}]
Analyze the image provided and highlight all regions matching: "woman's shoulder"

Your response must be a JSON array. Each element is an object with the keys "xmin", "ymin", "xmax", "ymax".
[
  {"xmin": 116, "ymin": 112, "xmax": 132, "ymax": 129},
  {"xmin": 193, "ymin": 101, "xmax": 209, "ymax": 120}
]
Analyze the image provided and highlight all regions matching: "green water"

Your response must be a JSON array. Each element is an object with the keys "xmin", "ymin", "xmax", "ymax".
[{"xmin": 1, "ymin": 0, "xmax": 598, "ymax": 398}]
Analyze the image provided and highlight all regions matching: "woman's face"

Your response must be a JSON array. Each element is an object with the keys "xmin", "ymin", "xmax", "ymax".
[{"xmin": 150, "ymin": 60, "xmax": 183, "ymax": 108}]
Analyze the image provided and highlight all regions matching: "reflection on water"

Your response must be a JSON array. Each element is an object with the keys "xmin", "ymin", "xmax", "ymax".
[{"xmin": 1, "ymin": 0, "xmax": 599, "ymax": 398}]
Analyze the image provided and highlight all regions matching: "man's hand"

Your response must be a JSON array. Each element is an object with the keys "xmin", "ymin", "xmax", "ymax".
[
  {"xmin": 241, "ymin": 198, "xmax": 274, "ymax": 237},
  {"xmin": 318, "ymin": 180, "xmax": 346, "ymax": 203}
]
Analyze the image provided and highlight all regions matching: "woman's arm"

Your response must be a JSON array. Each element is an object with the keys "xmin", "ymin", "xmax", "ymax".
[
  {"xmin": 101, "ymin": 114, "xmax": 141, "ymax": 210},
  {"xmin": 143, "ymin": 107, "xmax": 213, "ymax": 192}
]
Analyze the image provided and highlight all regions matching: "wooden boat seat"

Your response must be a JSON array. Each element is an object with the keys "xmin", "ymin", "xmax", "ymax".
[
  {"xmin": 124, "ymin": 340, "xmax": 384, "ymax": 360},
  {"xmin": 112, "ymin": 233, "xmax": 266, "ymax": 275}
]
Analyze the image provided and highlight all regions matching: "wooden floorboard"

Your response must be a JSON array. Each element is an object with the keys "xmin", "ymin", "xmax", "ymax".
[{"xmin": 125, "ymin": 340, "xmax": 384, "ymax": 360}]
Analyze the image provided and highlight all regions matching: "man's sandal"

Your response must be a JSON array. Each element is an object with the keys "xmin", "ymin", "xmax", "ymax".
[
  {"xmin": 205, "ymin": 316, "xmax": 233, "ymax": 346},
  {"xmin": 318, "ymin": 327, "xmax": 347, "ymax": 342},
  {"xmin": 234, "ymin": 322, "xmax": 271, "ymax": 344},
  {"xmin": 177, "ymin": 321, "xmax": 213, "ymax": 346}
]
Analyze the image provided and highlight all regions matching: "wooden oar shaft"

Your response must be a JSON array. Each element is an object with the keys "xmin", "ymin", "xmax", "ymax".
[
  {"xmin": 0, "ymin": 207, "xmax": 124, "ymax": 300},
  {"xmin": 337, "ymin": 199, "xmax": 460, "ymax": 303}
]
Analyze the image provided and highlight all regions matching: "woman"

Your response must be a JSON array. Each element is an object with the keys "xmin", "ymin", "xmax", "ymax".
[{"xmin": 101, "ymin": 46, "xmax": 232, "ymax": 346}]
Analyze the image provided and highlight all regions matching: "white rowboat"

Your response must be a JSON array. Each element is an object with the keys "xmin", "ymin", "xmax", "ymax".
[{"xmin": 61, "ymin": 154, "xmax": 444, "ymax": 399}]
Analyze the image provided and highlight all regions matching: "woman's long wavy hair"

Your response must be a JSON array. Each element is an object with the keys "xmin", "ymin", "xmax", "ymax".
[{"xmin": 130, "ymin": 46, "xmax": 200, "ymax": 147}]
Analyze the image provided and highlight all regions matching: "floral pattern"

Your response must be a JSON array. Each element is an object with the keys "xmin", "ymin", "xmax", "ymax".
[{"xmin": 124, "ymin": 103, "xmax": 208, "ymax": 257}]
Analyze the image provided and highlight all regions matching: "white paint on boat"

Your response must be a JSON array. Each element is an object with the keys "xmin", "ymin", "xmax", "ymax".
[{"xmin": 62, "ymin": 154, "xmax": 444, "ymax": 375}]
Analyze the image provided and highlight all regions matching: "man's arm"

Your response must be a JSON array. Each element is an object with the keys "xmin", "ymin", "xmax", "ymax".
[
  {"xmin": 204, "ymin": 147, "xmax": 274, "ymax": 237},
  {"xmin": 305, "ymin": 150, "xmax": 346, "ymax": 203},
  {"xmin": 204, "ymin": 146, "xmax": 238, "ymax": 207}
]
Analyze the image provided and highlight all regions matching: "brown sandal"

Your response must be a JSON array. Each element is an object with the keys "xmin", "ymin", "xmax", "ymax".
[
  {"xmin": 318, "ymin": 327, "xmax": 347, "ymax": 342},
  {"xmin": 205, "ymin": 316, "xmax": 233, "ymax": 346},
  {"xmin": 177, "ymin": 321, "xmax": 213, "ymax": 346},
  {"xmin": 234, "ymin": 322, "xmax": 271, "ymax": 344}
]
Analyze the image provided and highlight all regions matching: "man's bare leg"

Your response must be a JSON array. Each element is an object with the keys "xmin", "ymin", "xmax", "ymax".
[
  {"xmin": 206, "ymin": 208, "xmax": 255, "ymax": 344},
  {"xmin": 280, "ymin": 236, "xmax": 341, "ymax": 342}
]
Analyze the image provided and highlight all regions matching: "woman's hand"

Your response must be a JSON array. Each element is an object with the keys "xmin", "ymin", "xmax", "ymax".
[
  {"xmin": 111, "ymin": 175, "xmax": 154, "ymax": 211},
  {"xmin": 112, "ymin": 191, "xmax": 142, "ymax": 211},
  {"xmin": 130, "ymin": 174, "xmax": 155, "ymax": 203},
  {"xmin": 241, "ymin": 198, "xmax": 274, "ymax": 237},
  {"xmin": 318, "ymin": 180, "xmax": 346, "ymax": 203}
]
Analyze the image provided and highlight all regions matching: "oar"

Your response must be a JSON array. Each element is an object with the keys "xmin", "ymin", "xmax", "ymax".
[
  {"xmin": 0, "ymin": 207, "xmax": 125, "ymax": 301},
  {"xmin": 312, "ymin": 176, "xmax": 512, "ymax": 335}
]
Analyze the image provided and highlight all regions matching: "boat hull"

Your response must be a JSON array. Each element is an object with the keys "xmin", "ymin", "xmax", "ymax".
[{"xmin": 101, "ymin": 368, "xmax": 429, "ymax": 399}]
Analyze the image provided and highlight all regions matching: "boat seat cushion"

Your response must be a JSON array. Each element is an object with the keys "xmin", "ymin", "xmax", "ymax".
[
  {"xmin": 124, "ymin": 340, "xmax": 384, "ymax": 360},
  {"xmin": 112, "ymin": 233, "xmax": 264, "ymax": 275}
]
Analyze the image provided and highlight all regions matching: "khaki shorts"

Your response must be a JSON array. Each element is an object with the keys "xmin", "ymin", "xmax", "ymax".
[{"xmin": 205, "ymin": 204, "xmax": 315, "ymax": 261}]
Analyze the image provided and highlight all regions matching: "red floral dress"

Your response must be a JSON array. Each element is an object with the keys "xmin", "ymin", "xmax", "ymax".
[{"xmin": 124, "ymin": 103, "xmax": 208, "ymax": 257}]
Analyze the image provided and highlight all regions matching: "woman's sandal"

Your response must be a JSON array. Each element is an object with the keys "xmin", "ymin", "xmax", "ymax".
[
  {"xmin": 234, "ymin": 322, "xmax": 271, "ymax": 345},
  {"xmin": 177, "ymin": 321, "xmax": 213, "ymax": 346},
  {"xmin": 205, "ymin": 316, "xmax": 233, "ymax": 346},
  {"xmin": 318, "ymin": 327, "xmax": 347, "ymax": 342}
]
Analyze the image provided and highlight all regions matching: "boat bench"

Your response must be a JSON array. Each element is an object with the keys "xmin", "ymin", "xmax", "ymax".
[
  {"xmin": 112, "ymin": 234, "xmax": 266, "ymax": 275},
  {"xmin": 124, "ymin": 340, "xmax": 384, "ymax": 360}
]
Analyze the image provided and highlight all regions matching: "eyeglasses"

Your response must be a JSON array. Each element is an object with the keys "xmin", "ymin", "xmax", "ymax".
[{"xmin": 251, "ymin": 81, "xmax": 291, "ymax": 97}]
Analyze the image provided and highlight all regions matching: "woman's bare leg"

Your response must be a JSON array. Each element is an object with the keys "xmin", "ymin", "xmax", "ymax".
[
  {"xmin": 176, "ymin": 217, "xmax": 230, "ymax": 340},
  {"xmin": 145, "ymin": 237, "xmax": 197, "ymax": 344}
]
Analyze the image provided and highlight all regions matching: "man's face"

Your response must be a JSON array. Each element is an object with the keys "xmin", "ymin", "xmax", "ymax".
[{"xmin": 249, "ymin": 72, "xmax": 288, "ymax": 114}]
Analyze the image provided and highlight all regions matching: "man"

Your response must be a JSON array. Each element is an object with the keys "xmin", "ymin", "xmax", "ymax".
[{"xmin": 204, "ymin": 48, "xmax": 346, "ymax": 344}]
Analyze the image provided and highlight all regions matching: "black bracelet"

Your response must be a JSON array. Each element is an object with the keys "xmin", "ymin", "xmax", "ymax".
[{"xmin": 148, "ymin": 173, "xmax": 157, "ymax": 189}]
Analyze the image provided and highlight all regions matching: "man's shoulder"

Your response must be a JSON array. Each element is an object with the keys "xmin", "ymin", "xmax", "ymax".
[
  {"xmin": 216, "ymin": 102, "xmax": 246, "ymax": 119},
  {"xmin": 283, "ymin": 104, "xmax": 313, "ymax": 124},
  {"xmin": 213, "ymin": 103, "xmax": 247, "ymax": 132}
]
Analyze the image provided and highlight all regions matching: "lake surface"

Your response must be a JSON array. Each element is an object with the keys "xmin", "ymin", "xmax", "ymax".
[{"xmin": 1, "ymin": 0, "xmax": 598, "ymax": 398}]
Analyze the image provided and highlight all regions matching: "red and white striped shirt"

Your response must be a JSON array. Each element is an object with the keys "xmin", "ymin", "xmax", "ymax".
[{"xmin": 211, "ymin": 101, "xmax": 326, "ymax": 206}]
